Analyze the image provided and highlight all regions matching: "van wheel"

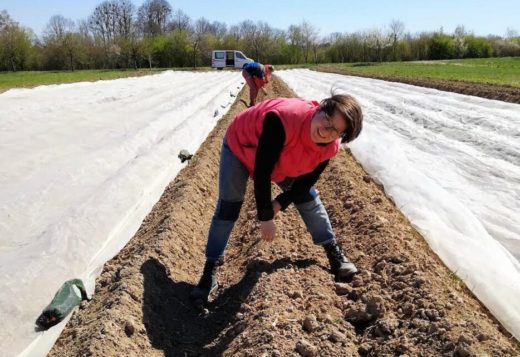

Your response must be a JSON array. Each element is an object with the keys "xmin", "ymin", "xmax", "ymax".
[{"xmin": 217, "ymin": 67, "xmax": 223, "ymax": 71}]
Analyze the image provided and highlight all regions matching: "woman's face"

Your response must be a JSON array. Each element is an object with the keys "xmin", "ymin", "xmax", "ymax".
[{"xmin": 310, "ymin": 110, "xmax": 347, "ymax": 144}]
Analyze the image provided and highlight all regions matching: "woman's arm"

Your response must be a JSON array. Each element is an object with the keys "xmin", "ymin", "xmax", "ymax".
[
  {"xmin": 275, "ymin": 160, "xmax": 329, "ymax": 210},
  {"xmin": 254, "ymin": 112, "xmax": 285, "ymax": 242},
  {"xmin": 253, "ymin": 112, "xmax": 285, "ymax": 221},
  {"xmin": 254, "ymin": 77, "xmax": 267, "ymax": 89}
]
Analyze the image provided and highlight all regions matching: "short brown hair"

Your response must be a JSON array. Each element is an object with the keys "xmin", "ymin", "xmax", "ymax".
[{"xmin": 319, "ymin": 94, "xmax": 363, "ymax": 143}]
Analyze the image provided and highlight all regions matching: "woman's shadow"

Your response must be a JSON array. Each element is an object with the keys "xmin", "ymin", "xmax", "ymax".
[{"xmin": 141, "ymin": 256, "xmax": 317, "ymax": 357}]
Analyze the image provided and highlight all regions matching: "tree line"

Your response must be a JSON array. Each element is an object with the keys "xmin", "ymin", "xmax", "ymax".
[{"xmin": 1, "ymin": 0, "xmax": 519, "ymax": 72}]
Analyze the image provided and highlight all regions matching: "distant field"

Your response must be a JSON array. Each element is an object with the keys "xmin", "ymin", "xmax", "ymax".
[
  {"xmin": 1, "ymin": 58, "xmax": 519, "ymax": 92},
  {"xmin": 0, "ymin": 68, "xmax": 171, "ymax": 92},
  {"xmin": 312, "ymin": 57, "xmax": 520, "ymax": 87}
]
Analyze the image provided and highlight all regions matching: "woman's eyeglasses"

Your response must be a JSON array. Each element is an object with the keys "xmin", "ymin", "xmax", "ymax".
[{"xmin": 322, "ymin": 113, "xmax": 345, "ymax": 139}]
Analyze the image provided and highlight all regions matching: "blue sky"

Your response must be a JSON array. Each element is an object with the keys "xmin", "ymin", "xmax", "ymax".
[{"xmin": 2, "ymin": 0, "xmax": 519, "ymax": 38}]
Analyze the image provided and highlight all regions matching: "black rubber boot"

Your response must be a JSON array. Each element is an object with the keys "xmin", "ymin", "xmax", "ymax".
[
  {"xmin": 323, "ymin": 241, "xmax": 358, "ymax": 281},
  {"xmin": 190, "ymin": 259, "xmax": 220, "ymax": 304}
]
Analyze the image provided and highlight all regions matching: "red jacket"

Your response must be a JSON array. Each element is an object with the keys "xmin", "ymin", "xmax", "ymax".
[{"xmin": 226, "ymin": 98, "xmax": 340, "ymax": 183}]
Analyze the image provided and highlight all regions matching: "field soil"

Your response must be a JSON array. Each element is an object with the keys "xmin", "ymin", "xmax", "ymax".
[
  {"xmin": 49, "ymin": 75, "xmax": 519, "ymax": 356},
  {"xmin": 315, "ymin": 66, "xmax": 520, "ymax": 104}
]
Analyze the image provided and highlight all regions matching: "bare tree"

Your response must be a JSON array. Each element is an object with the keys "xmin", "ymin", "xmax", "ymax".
[
  {"xmin": 90, "ymin": 1, "xmax": 114, "ymax": 42},
  {"xmin": 238, "ymin": 20, "xmax": 258, "ymax": 57},
  {"xmin": 300, "ymin": 20, "xmax": 319, "ymax": 63},
  {"xmin": 112, "ymin": 0, "xmax": 137, "ymax": 68},
  {"xmin": 45, "ymin": 15, "xmax": 74, "ymax": 40},
  {"xmin": 75, "ymin": 19, "xmax": 99, "ymax": 68},
  {"xmin": 326, "ymin": 32, "xmax": 343, "ymax": 62},
  {"xmin": 170, "ymin": 9, "xmax": 191, "ymax": 32},
  {"xmin": 89, "ymin": 0, "xmax": 136, "ymax": 40},
  {"xmin": 287, "ymin": 24, "xmax": 303, "ymax": 63},
  {"xmin": 115, "ymin": 0, "xmax": 135, "ymax": 39},
  {"xmin": 77, "ymin": 19, "xmax": 90, "ymax": 37},
  {"xmin": 388, "ymin": 19, "xmax": 405, "ymax": 60},
  {"xmin": 0, "ymin": 10, "xmax": 16, "ymax": 31},
  {"xmin": 189, "ymin": 17, "xmax": 212, "ymax": 68},
  {"xmin": 364, "ymin": 28, "xmax": 390, "ymax": 62},
  {"xmin": 137, "ymin": 0, "xmax": 172, "ymax": 36},
  {"xmin": 228, "ymin": 25, "xmax": 240, "ymax": 41},
  {"xmin": 89, "ymin": 0, "xmax": 116, "ymax": 64},
  {"xmin": 88, "ymin": 0, "xmax": 136, "ymax": 67},
  {"xmin": 42, "ymin": 15, "xmax": 83, "ymax": 70},
  {"xmin": 505, "ymin": 27, "xmax": 518, "ymax": 40},
  {"xmin": 193, "ymin": 17, "xmax": 212, "ymax": 34},
  {"xmin": 210, "ymin": 21, "xmax": 228, "ymax": 38},
  {"xmin": 221, "ymin": 24, "xmax": 241, "ymax": 49},
  {"xmin": 250, "ymin": 21, "xmax": 274, "ymax": 61},
  {"xmin": 311, "ymin": 37, "xmax": 323, "ymax": 64}
]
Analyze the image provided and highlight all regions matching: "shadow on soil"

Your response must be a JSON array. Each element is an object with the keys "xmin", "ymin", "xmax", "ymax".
[
  {"xmin": 141, "ymin": 257, "xmax": 317, "ymax": 357},
  {"xmin": 239, "ymin": 99, "xmax": 251, "ymax": 108}
]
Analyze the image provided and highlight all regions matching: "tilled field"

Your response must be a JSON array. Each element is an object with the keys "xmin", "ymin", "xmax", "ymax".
[{"xmin": 49, "ymin": 76, "xmax": 519, "ymax": 356}]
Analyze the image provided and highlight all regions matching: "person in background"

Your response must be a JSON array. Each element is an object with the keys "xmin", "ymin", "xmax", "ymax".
[
  {"xmin": 190, "ymin": 93, "xmax": 364, "ymax": 304},
  {"xmin": 242, "ymin": 62, "xmax": 275, "ymax": 107}
]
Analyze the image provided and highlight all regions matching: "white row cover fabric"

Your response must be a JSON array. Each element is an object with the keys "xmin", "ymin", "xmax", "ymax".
[
  {"xmin": 278, "ymin": 69, "xmax": 520, "ymax": 340},
  {"xmin": 0, "ymin": 70, "xmax": 244, "ymax": 356}
]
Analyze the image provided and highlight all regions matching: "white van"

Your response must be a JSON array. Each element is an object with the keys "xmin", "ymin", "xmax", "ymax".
[{"xmin": 211, "ymin": 50, "xmax": 253, "ymax": 70}]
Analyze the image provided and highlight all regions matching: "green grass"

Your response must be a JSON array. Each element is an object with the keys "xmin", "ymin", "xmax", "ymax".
[
  {"xmin": 0, "ymin": 68, "xmax": 173, "ymax": 92},
  {"xmin": 2, "ymin": 58, "xmax": 519, "ymax": 92},
  {"xmin": 314, "ymin": 57, "xmax": 520, "ymax": 87}
]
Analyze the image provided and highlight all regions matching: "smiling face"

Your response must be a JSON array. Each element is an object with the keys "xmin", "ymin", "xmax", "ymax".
[{"xmin": 310, "ymin": 110, "xmax": 347, "ymax": 144}]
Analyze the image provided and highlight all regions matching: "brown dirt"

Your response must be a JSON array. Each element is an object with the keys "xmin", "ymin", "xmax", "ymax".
[
  {"xmin": 49, "ymin": 75, "xmax": 519, "ymax": 356},
  {"xmin": 315, "ymin": 66, "xmax": 520, "ymax": 104}
]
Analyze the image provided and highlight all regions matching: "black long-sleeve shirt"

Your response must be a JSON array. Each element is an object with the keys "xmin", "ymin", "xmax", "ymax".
[{"xmin": 253, "ymin": 112, "xmax": 329, "ymax": 221}]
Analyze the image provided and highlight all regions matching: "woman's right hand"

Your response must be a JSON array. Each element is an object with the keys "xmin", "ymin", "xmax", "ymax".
[{"xmin": 260, "ymin": 220, "xmax": 276, "ymax": 242}]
